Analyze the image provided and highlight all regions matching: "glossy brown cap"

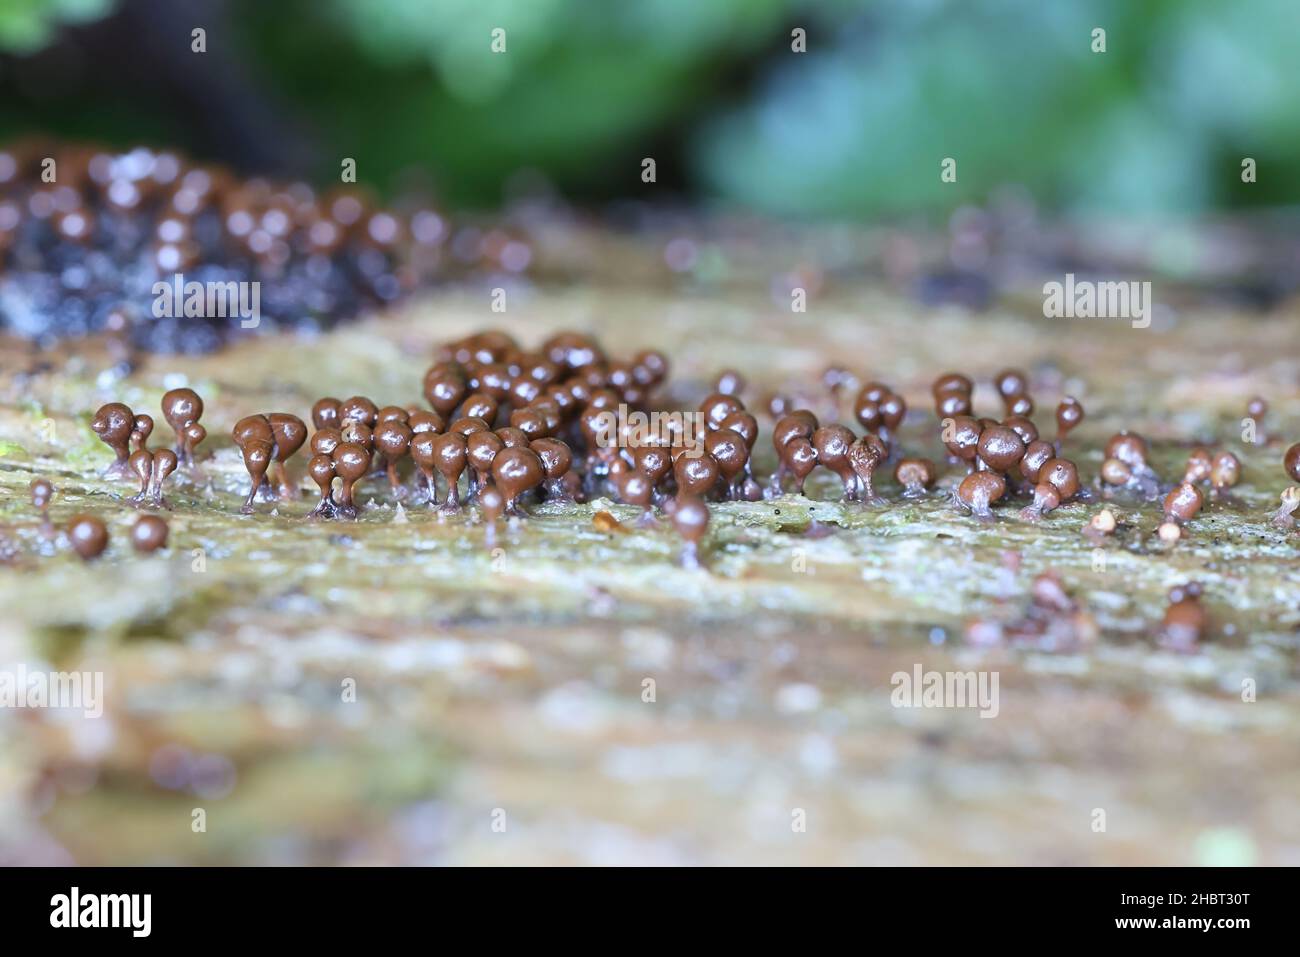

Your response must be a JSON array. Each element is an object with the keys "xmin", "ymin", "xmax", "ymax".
[
  {"xmin": 957, "ymin": 471, "xmax": 1007, "ymax": 510},
  {"xmin": 674, "ymin": 452, "xmax": 720, "ymax": 496},
  {"xmin": 943, "ymin": 415, "xmax": 982, "ymax": 461},
  {"xmin": 311, "ymin": 397, "xmax": 342, "ymax": 431},
  {"xmin": 131, "ymin": 514, "xmax": 169, "ymax": 552},
  {"xmin": 67, "ymin": 515, "xmax": 108, "ymax": 559},
  {"xmin": 704, "ymin": 429, "xmax": 749, "ymax": 479},
  {"xmin": 161, "ymin": 388, "xmax": 204, "ymax": 431},
  {"xmin": 935, "ymin": 390, "xmax": 973, "ymax": 418},
  {"xmin": 339, "ymin": 396, "xmax": 379, "ymax": 428},
  {"xmin": 1285, "ymin": 443, "xmax": 1300, "ymax": 483},
  {"xmin": 374, "ymin": 421, "xmax": 413, "ymax": 457},
  {"xmin": 931, "ymin": 373, "xmax": 973, "ymax": 399},
  {"xmin": 1002, "ymin": 415, "xmax": 1039, "ymax": 446},
  {"xmin": 1039, "ymin": 457, "xmax": 1081, "ymax": 500},
  {"xmin": 1105, "ymin": 431, "xmax": 1149, "ymax": 468},
  {"xmin": 30, "ymin": 478, "xmax": 53, "ymax": 510},
  {"xmin": 268, "ymin": 413, "xmax": 308, "ymax": 461},
  {"xmin": 977, "ymin": 425, "xmax": 1026, "ymax": 472},
  {"xmin": 699, "ymin": 393, "xmax": 745, "ymax": 431},
  {"xmin": 1211, "ymin": 451, "xmax": 1241, "ymax": 489},
  {"xmin": 894, "ymin": 457, "xmax": 936, "ymax": 489},
  {"xmin": 773, "ymin": 411, "xmax": 818, "ymax": 454},
  {"xmin": 1055, "ymin": 396, "xmax": 1084, "ymax": 435},
  {"xmin": 994, "ymin": 369, "xmax": 1029, "ymax": 401},
  {"xmin": 91, "ymin": 402, "xmax": 134, "ymax": 443},
  {"xmin": 459, "ymin": 393, "xmax": 499, "ymax": 422},
  {"xmin": 530, "ymin": 437, "xmax": 574, "ymax": 479},
  {"xmin": 1020, "ymin": 440, "xmax": 1056, "ymax": 484},
  {"xmin": 492, "ymin": 446, "xmax": 545, "ymax": 503},
  {"xmin": 1163, "ymin": 483, "xmax": 1203, "ymax": 523},
  {"xmin": 233, "ymin": 414, "xmax": 273, "ymax": 448},
  {"xmin": 408, "ymin": 409, "xmax": 445, "ymax": 435}
]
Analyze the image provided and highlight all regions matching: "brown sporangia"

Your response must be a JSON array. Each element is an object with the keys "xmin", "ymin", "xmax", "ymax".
[
  {"xmin": 975, "ymin": 424, "xmax": 1026, "ymax": 474},
  {"xmin": 130, "ymin": 514, "xmax": 169, "ymax": 553},
  {"xmin": 232, "ymin": 415, "xmax": 274, "ymax": 513},
  {"xmin": 466, "ymin": 430, "xmax": 504, "ymax": 498},
  {"xmin": 932, "ymin": 372, "xmax": 973, "ymax": 402},
  {"xmin": 1209, "ymin": 451, "xmax": 1241, "ymax": 498},
  {"xmin": 531, "ymin": 437, "xmax": 577, "ymax": 502},
  {"xmin": 1018, "ymin": 439, "xmax": 1055, "ymax": 486},
  {"xmin": 955, "ymin": 471, "xmax": 1007, "ymax": 521},
  {"xmin": 854, "ymin": 388, "xmax": 882, "ymax": 434},
  {"xmin": 267, "ymin": 413, "xmax": 308, "ymax": 498},
  {"xmin": 1019, "ymin": 457, "xmax": 1080, "ymax": 522},
  {"xmin": 782, "ymin": 437, "xmax": 819, "ymax": 496},
  {"xmin": 769, "ymin": 410, "xmax": 818, "ymax": 495},
  {"xmin": 1003, "ymin": 415, "xmax": 1039, "ymax": 446},
  {"xmin": 491, "ymin": 445, "xmax": 545, "ymax": 515},
  {"xmin": 1271, "ymin": 443, "xmax": 1300, "ymax": 529},
  {"xmin": 339, "ymin": 395, "xmax": 379, "ymax": 430},
  {"xmin": 1245, "ymin": 395, "xmax": 1270, "ymax": 444},
  {"xmin": 330, "ymin": 442, "xmax": 371, "ymax": 517},
  {"xmin": 966, "ymin": 571, "xmax": 1097, "ymax": 650},
  {"xmin": 811, "ymin": 424, "xmax": 858, "ymax": 500},
  {"xmin": 430, "ymin": 432, "xmax": 468, "ymax": 511},
  {"xmin": 1181, "ymin": 446, "xmax": 1213, "ymax": 486},
  {"xmin": 714, "ymin": 369, "xmax": 746, "ymax": 397},
  {"xmin": 307, "ymin": 451, "xmax": 338, "ymax": 519},
  {"xmin": 1158, "ymin": 582, "xmax": 1207, "ymax": 650},
  {"xmin": 311, "ymin": 397, "xmax": 342, "ymax": 431},
  {"xmin": 130, "ymin": 413, "xmax": 154, "ymax": 453},
  {"xmin": 161, "ymin": 387, "xmax": 205, "ymax": 465},
  {"xmin": 232, "ymin": 413, "xmax": 307, "ymax": 511},
  {"xmin": 894, "ymin": 457, "xmax": 936, "ymax": 498},
  {"xmin": 91, "ymin": 402, "xmax": 135, "ymax": 478},
  {"xmin": 993, "ymin": 368, "xmax": 1030, "ymax": 412},
  {"xmin": 75, "ymin": 336, "xmax": 1279, "ymax": 569},
  {"xmin": 699, "ymin": 392, "xmax": 744, "ymax": 432},
  {"xmin": 615, "ymin": 469, "xmax": 655, "ymax": 525},
  {"xmin": 877, "ymin": 391, "xmax": 907, "ymax": 450},
  {"xmin": 1054, "ymin": 396, "xmax": 1084, "ymax": 448},
  {"xmin": 374, "ymin": 419, "xmax": 414, "ymax": 497},
  {"xmin": 1159, "ymin": 482, "xmax": 1204, "ymax": 543},
  {"xmin": 1100, "ymin": 430, "xmax": 1160, "ymax": 498},
  {"xmin": 669, "ymin": 495, "xmax": 710, "ymax": 569},
  {"xmin": 631, "ymin": 444, "xmax": 670, "ymax": 498},
  {"xmin": 67, "ymin": 514, "xmax": 108, "ymax": 560},
  {"xmin": 128, "ymin": 446, "xmax": 178, "ymax": 507},
  {"xmin": 942, "ymin": 414, "xmax": 982, "ymax": 471},
  {"xmin": 848, "ymin": 433, "xmax": 888, "ymax": 505},
  {"xmin": 704, "ymin": 428, "xmax": 749, "ymax": 499},
  {"xmin": 423, "ymin": 364, "xmax": 469, "ymax": 417},
  {"xmin": 674, "ymin": 448, "xmax": 720, "ymax": 499},
  {"xmin": 30, "ymin": 478, "xmax": 54, "ymax": 534},
  {"xmin": 0, "ymin": 144, "xmax": 467, "ymax": 351}
]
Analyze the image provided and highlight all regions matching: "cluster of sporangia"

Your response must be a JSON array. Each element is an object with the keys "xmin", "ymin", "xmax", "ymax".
[
  {"xmin": 78, "ymin": 334, "xmax": 1300, "ymax": 576},
  {"xmin": 0, "ymin": 141, "xmax": 521, "ymax": 352},
  {"xmin": 39, "ymin": 387, "xmax": 204, "ymax": 558},
  {"xmin": 30, "ymin": 478, "xmax": 168, "ymax": 562}
]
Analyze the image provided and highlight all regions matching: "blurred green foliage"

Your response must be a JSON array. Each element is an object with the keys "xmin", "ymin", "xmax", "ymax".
[
  {"xmin": 696, "ymin": 0, "xmax": 1300, "ymax": 216},
  {"xmin": 2, "ymin": 0, "xmax": 1298, "ymax": 217},
  {"xmin": 0, "ymin": 0, "xmax": 110, "ymax": 52},
  {"xmin": 239, "ymin": 0, "xmax": 789, "ymax": 203}
]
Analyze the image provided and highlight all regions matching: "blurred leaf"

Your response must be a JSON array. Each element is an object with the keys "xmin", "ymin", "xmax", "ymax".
[{"xmin": 0, "ymin": 0, "xmax": 114, "ymax": 53}]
